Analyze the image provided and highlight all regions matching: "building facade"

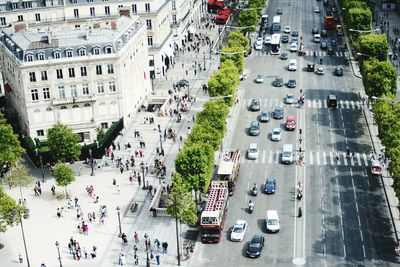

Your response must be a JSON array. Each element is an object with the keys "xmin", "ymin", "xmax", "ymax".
[{"xmin": 0, "ymin": 14, "xmax": 150, "ymax": 143}]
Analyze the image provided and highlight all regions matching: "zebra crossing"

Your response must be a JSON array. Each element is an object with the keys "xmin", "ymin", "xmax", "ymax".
[
  {"xmin": 242, "ymin": 150, "xmax": 370, "ymax": 167},
  {"xmin": 253, "ymin": 50, "xmax": 348, "ymax": 57},
  {"xmin": 244, "ymin": 98, "xmax": 363, "ymax": 110}
]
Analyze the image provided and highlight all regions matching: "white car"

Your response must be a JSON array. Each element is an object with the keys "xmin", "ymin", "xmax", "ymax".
[
  {"xmin": 316, "ymin": 67, "xmax": 324, "ymax": 75},
  {"xmin": 284, "ymin": 25, "xmax": 291, "ymax": 33},
  {"xmin": 239, "ymin": 73, "xmax": 248, "ymax": 80},
  {"xmin": 288, "ymin": 59, "xmax": 297, "ymax": 71},
  {"xmin": 231, "ymin": 220, "xmax": 248, "ymax": 241},
  {"xmin": 255, "ymin": 37, "xmax": 263, "ymax": 50},
  {"xmin": 314, "ymin": 6, "xmax": 320, "ymax": 13},
  {"xmin": 289, "ymin": 42, "xmax": 298, "ymax": 52},
  {"xmin": 271, "ymin": 128, "xmax": 282, "ymax": 141},
  {"xmin": 255, "ymin": 74, "xmax": 264, "ymax": 83},
  {"xmin": 264, "ymin": 35, "xmax": 272, "ymax": 45},
  {"xmin": 285, "ymin": 94, "xmax": 295, "ymax": 104},
  {"xmin": 247, "ymin": 143, "xmax": 259, "ymax": 160}
]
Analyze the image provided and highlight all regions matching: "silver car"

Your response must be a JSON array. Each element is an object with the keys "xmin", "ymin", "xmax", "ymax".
[
  {"xmin": 285, "ymin": 94, "xmax": 296, "ymax": 104},
  {"xmin": 271, "ymin": 128, "xmax": 282, "ymax": 141}
]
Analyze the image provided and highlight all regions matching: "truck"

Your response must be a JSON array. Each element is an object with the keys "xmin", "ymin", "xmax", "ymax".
[
  {"xmin": 200, "ymin": 181, "xmax": 229, "ymax": 243},
  {"xmin": 325, "ymin": 11, "xmax": 334, "ymax": 30},
  {"xmin": 217, "ymin": 150, "xmax": 240, "ymax": 196}
]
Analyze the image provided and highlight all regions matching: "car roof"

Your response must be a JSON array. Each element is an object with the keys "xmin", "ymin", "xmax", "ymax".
[
  {"xmin": 287, "ymin": 116, "xmax": 296, "ymax": 120},
  {"xmin": 235, "ymin": 219, "xmax": 247, "ymax": 225},
  {"xmin": 252, "ymin": 235, "xmax": 263, "ymax": 241},
  {"xmin": 249, "ymin": 143, "xmax": 258, "ymax": 149},
  {"xmin": 272, "ymin": 128, "xmax": 281, "ymax": 132}
]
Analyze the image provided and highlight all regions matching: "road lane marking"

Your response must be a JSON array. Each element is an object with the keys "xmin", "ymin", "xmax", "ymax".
[
  {"xmin": 275, "ymin": 150, "xmax": 280, "ymax": 164},
  {"xmin": 262, "ymin": 150, "xmax": 266, "ymax": 163},
  {"xmin": 363, "ymin": 153, "xmax": 369, "ymax": 166},
  {"xmin": 356, "ymin": 153, "xmax": 361, "ymax": 166},
  {"xmin": 268, "ymin": 150, "xmax": 273, "ymax": 163},
  {"xmin": 342, "ymin": 152, "xmax": 348, "ymax": 166},
  {"xmin": 316, "ymin": 151, "xmax": 320, "ymax": 165},
  {"xmin": 329, "ymin": 152, "xmax": 334, "ymax": 165},
  {"xmin": 309, "ymin": 151, "xmax": 313, "ymax": 165},
  {"xmin": 323, "ymin": 152, "xmax": 327, "ymax": 165}
]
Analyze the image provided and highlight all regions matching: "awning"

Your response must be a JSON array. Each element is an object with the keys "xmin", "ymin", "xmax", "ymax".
[
  {"xmin": 218, "ymin": 9, "xmax": 230, "ymax": 16},
  {"xmin": 187, "ymin": 26, "xmax": 196, "ymax": 34}
]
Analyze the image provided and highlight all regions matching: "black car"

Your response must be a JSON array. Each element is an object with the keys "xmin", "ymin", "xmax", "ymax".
[
  {"xmin": 321, "ymin": 29, "xmax": 327, "ymax": 37},
  {"xmin": 280, "ymin": 52, "xmax": 288, "ymax": 60},
  {"xmin": 177, "ymin": 79, "xmax": 189, "ymax": 87},
  {"xmin": 264, "ymin": 178, "xmax": 276, "ymax": 194},
  {"xmin": 247, "ymin": 235, "xmax": 265, "ymax": 258},
  {"xmin": 327, "ymin": 48, "xmax": 335, "ymax": 56},
  {"xmin": 273, "ymin": 107, "xmax": 284, "ymax": 119},
  {"xmin": 312, "ymin": 27, "xmax": 319, "ymax": 34},
  {"xmin": 307, "ymin": 63, "xmax": 315, "ymax": 72},
  {"xmin": 281, "ymin": 34, "xmax": 289, "ymax": 43},
  {"xmin": 334, "ymin": 67, "xmax": 343, "ymax": 76},
  {"xmin": 272, "ymin": 77, "xmax": 284, "ymax": 87},
  {"xmin": 287, "ymin": 79, "xmax": 296, "ymax": 88},
  {"xmin": 276, "ymin": 8, "xmax": 283, "ymax": 15},
  {"xmin": 330, "ymin": 39, "xmax": 338, "ymax": 46},
  {"xmin": 320, "ymin": 41, "xmax": 328, "ymax": 50},
  {"xmin": 291, "ymin": 31, "xmax": 299, "ymax": 37}
]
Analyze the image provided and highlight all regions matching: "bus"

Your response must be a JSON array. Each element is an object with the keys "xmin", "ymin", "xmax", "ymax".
[
  {"xmin": 272, "ymin": 16, "xmax": 281, "ymax": 33},
  {"xmin": 325, "ymin": 11, "xmax": 334, "ymax": 30},
  {"xmin": 270, "ymin": 33, "xmax": 281, "ymax": 55}
]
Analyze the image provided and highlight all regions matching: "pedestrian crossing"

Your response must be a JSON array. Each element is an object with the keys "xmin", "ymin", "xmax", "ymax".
[
  {"xmin": 242, "ymin": 150, "xmax": 371, "ymax": 167},
  {"xmin": 253, "ymin": 50, "xmax": 348, "ymax": 58},
  {"xmin": 244, "ymin": 98, "xmax": 363, "ymax": 110}
]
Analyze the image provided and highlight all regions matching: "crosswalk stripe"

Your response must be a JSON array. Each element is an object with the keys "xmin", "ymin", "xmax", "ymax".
[
  {"xmin": 350, "ymin": 154, "xmax": 355, "ymax": 166},
  {"xmin": 313, "ymin": 99, "xmax": 317, "ymax": 108},
  {"xmin": 275, "ymin": 151, "xmax": 280, "ymax": 164},
  {"xmin": 323, "ymin": 152, "xmax": 327, "ymax": 165},
  {"xmin": 363, "ymin": 153, "xmax": 369, "ymax": 166},
  {"xmin": 255, "ymin": 156, "xmax": 259, "ymax": 164},
  {"xmin": 316, "ymin": 151, "xmax": 320, "ymax": 165},
  {"xmin": 330, "ymin": 152, "xmax": 334, "ymax": 165},
  {"xmin": 262, "ymin": 150, "xmax": 266, "ymax": 164},
  {"xmin": 307, "ymin": 99, "xmax": 312, "ymax": 108},
  {"xmin": 356, "ymin": 153, "xmax": 361, "ymax": 166},
  {"xmin": 342, "ymin": 152, "xmax": 348, "ymax": 166},
  {"xmin": 309, "ymin": 151, "xmax": 314, "ymax": 165},
  {"xmin": 268, "ymin": 151, "xmax": 273, "ymax": 164},
  {"xmin": 345, "ymin": 100, "xmax": 350, "ymax": 109},
  {"xmin": 323, "ymin": 99, "xmax": 328, "ymax": 108}
]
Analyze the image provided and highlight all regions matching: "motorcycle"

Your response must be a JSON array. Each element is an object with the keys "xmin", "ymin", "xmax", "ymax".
[
  {"xmin": 320, "ymin": 58, "xmax": 323, "ymax": 65},
  {"xmin": 251, "ymin": 184, "xmax": 258, "ymax": 196},
  {"xmin": 249, "ymin": 202, "xmax": 255, "ymax": 213},
  {"xmin": 298, "ymin": 207, "xmax": 303, "ymax": 218}
]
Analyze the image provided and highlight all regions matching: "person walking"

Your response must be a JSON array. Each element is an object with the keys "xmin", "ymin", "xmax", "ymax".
[
  {"xmin": 155, "ymin": 254, "xmax": 160, "ymax": 265},
  {"xmin": 134, "ymin": 232, "xmax": 139, "ymax": 243}
]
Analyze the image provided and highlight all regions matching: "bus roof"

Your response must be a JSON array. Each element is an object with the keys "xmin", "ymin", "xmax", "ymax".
[
  {"xmin": 271, "ymin": 33, "xmax": 281, "ymax": 44},
  {"xmin": 272, "ymin": 16, "xmax": 280, "ymax": 24}
]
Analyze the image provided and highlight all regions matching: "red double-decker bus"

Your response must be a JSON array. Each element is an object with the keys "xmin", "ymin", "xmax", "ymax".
[
  {"xmin": 325, "ymin": 11, "xmax": 334, "ymax": 30},
  {"xmin": 200, "ymin": 181, "xmax": 229, "ymax": 243}
]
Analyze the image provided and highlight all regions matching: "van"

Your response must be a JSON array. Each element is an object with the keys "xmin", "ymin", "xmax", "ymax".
[
  {"xmin": 281, "ymin": 144, "xmax": 294, "ymax": 164},
  {"xmin": 266, "ymin": 210, "xmax": 280, "ymax": 233},
  {"xmin": 327, "ymin": 94, "xmax": 337, "ymax": 108},
  {"xmin": 371, "ymin": 160, "xmax": 383, "ymax": 175},
  {"xmin": 313, "ymin": 34, "xmax": 321, "ymax": 43}
]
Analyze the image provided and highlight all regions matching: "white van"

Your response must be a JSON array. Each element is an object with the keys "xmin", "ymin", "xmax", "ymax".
[
  {"xmin": 281, "ymin": 144, "xmax": 294, "ymax": 164},
  {"xmin": 266, "ymin": 210, "xmax": 280, "ymax": 233},
  {"xmin": 288, "ymin": 59, "xmax": 297, "ymax": 71}
]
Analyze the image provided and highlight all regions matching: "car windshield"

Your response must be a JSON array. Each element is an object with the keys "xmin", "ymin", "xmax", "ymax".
[
  {"xmin": 287, "ymin": 120, "xmax": 295, "ymax": 125},
  {"xmin": 273, "ymin": 129, "xmax": 280, "ymax": 134},
  {"xmin": 249, "ymin": 148, "xmax": 257, "ymax": 153},
  {"xmin": 268, "ymin": 219, "xmax": 279, "ymax": 225},
  {"xmin": 233, "ymin": 226, "xmax": 244, "ymax": 233}
]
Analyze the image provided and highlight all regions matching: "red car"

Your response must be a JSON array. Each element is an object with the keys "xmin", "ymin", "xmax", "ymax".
[{"xmin": 285, "ymin": 116, "xmax": 296, "ymax": 130}]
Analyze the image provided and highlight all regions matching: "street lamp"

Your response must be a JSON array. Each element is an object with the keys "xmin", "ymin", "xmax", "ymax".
[
  {"xmin": 55, "ymin": 241, "xmax": 62, "ymax": 267},
  {"xmin": 11, "ymin": 209, "xmax": 30, "ymax": 267},
  {"xmin": 89, "ymin": 148, "xmax": 94, "ymax": 176},
  {"xmin": 141, "ymin": 165, "xmax": 147, "ymax": 190},
  {"xmin": 116, "ymin": 206, "xmax": 122, "ymax": 238},
  {"xmin": 159, "ymin": 133, "xmax": 164, "ymax": 156},
  {"xmin": 35, "ymin": 150, "xmax": 45, "ymax": 183},
  {"xmin": 203, "ymin": 52, "xmax": 206, "ymax": 70},
  {"xmin": 349, "ymin": 28, "xmax": 380, "ymax": 34}
]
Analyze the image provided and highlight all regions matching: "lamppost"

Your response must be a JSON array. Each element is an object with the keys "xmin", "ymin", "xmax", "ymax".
[
  {"xmin": 116, "ymin": 206, "xmax": 122, "ymax": 238},
  {"xmin": 159, "ymin": 133, "xmax": 164, "ymax": 156},
  {"xmin": 349, "ymin": 28, "xmax": 380, "ymax": 34},
  {"xmin": 11, "ymin": 209, "xmax": 30, "ymax": 267},
  {"xmin": 35, "ymin": 150, "xmax": 45, "ymax": 182},
  {"xmin": 141, "ymin": 165, "xmax": 147, "ymax": 190},
  {"xmin": 55, "ymin": 241, "xmax": 62, "ymax": 267},
  {"xmin": 89, "ymin": 148, "xmax": 94, "ymax": 176},
  {"xmin": 203, "ymin": 52, "xmax": 206, "ymax": 70}
]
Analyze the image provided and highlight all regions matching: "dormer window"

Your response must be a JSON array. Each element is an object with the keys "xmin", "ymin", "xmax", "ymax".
[
  {"xmin": 37, "ymin": 53, "xmax": 45, "ymax": 60},
  {"xmin": 54, "ymin": 51, "xmax": 61, "ymax": 59},
  {"xmin": 78, "ymin": 48, "xmax": 86, "ymax": 56},
  {"xmin": 26, "ymin": 54, "xmax": 33, "ymax": 61},
  {"xmin": 105, "ymin": 46, "xmax": 112, "ymax": 54},
  {"xmin": 93, "ymin": 47, "xmax": 100, "ymax": 55},
  {"xmin": 65, "ymin": 50, "xmax": 73, "ymax": 58}
]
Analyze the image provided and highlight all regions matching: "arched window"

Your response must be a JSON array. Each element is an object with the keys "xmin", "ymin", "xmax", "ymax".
[
  {"xmin": 92, "ymin": 46, "xmax": 100, "ymax": 55},
  {"xmin": 60, "ymin": 106, "xmax": 67, "ymax": 109},
  {"xmin": 84, "ymin": 103, "xmax": 91, "ymax": 107},
  {"xmin": 26, "ymin": 54, "xmax": 33, "ymax": 61},
  {"xmin": 46, "ymin": 107, "xmax": 52, "ymax": 111},
  {"xmin": 53, "ymin": 51, "xmax": 61, "ymax": 59},
  {"xmin": 72, "ymin": 104, "xmax": 79, "ymax": 108}
]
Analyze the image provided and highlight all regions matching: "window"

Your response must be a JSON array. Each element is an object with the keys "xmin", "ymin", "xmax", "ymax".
[
  {"xmin": 80, "ymin": 67, "xmax": 87, "ymax": 76},
  {"xmin": 74, "ymin": 9, "xmax": 79, "ymax": 18},
  {"xmin": 147, "ymin": 36, "xmax": 153, "ymax": 46},
  {"xmin": 0, "ymin": 17, "xmax": 6, "ymax": 26},
  {"xmin": 96, "ymin": 65, "xmax": 102, "ymax": 75},
  {"xmin": 31, "ymin": 89, "xmax": 39, "ymax": 101},
  {"xmin": 97, "ymin": 82, "xmax": 104, "ymax": 94},
  {"xmin": 68, "ymin": 68, "xmax": 75, "ymax": 78},
  {"xmin": 35, "ymin": 13, "xmax": 41, "ymax": 22},
  {"xmin": 26, "ymin": 54, "xmax": 33, "ymax": 61},
  {"xmin": 118, "ymin": 4, "xmax": 123, "ymax": 8},
  {"xmin": 58, "ymin": 86, "xmax": 65, "ymax": 99},
  {"xmin": 105, "ymin": 6, "xmax": 110, "ymax": 15},
  {"xmin": 36, "ymin": 130, "xmax": 44, "ymax": 137},
  {"xmin": 172, "ymin": 1, "xmax": 176, "ymax": 10},
  {"xmin": 60, "ymin": 106, "xmax": 67, "ymax": 109},
  {"xmin": 70, "ymin": 85, "xmax": 77, "ymax": 98},
  {"xmin": 37, "ymin": 53, "xmax": 45, "ymax": 60},
  {"xmin": 90, "ymin": 7, "xmax": 95, "ymax": 17},
  {"xmin": 17, "ymin": 15, "xmax": 23, "ymax": 22},
  {"xmin": 107, "ymin": 64, "xmax": 114, "ymax": 74},
  {"xmin": 145, "ymin": 3, "xmax": 150, "ymax": 12},
  {"xmin": 43, "ymin": 88, "xmax": 50, "ymax": 100},
  {"xmin": 54, "ymin": 51, "xmax": 61, "ymax": 58},
  {"xmin": 56, "ymin": 69, "xmax": 63, "ymax": 79},
  {"xmin": 22, "ymin": 1, "xmax": 31, "ymax": 8},
  {"xmin": 82, "ymin": 84, "xmax": 89, "ymax": 95},
  {"xmin": 72, "ymin": 0, "xmax": 77, "ymax": 3},
  {"xmin": 172, "ymin": 15, "xmax": 177, "ymax": 25},
  {"xmin": 29, "ymin": 72, "xmax": 36, "ymax": 82},
  {"xmin": 146, "ymin": 19, "xmax": 152, "ymax": 30},
  {"xmin": 101, "ymin": 122, "xmax": 108, "ymax": 129},
  {"xmin": 105, "ymin": 47, "xmax": 112, "ymax": 54},
  {"xmin": 78, "ymin": 49, "xmax": 86, "ymax": 56},
  {"xmin": 41, "ymin": 71, "xmax": 48, "ymax": 81},
  {"xmin": 131, "ymin": 4, "xmax": 137, "ymax": 14},
  {"xmin": 72, "ymin": 104, "xmax": 79, "ymax": 108},
  {"xmin": 109, "ymin": 81, "xmax": 116, "ymax": 92},
  {"xmin": 66, "ymin": 50, "xmax": 73, "ymax": 57},
  {"xmin": 93, "ymin": 47, "xmax": 100, "ymax": 55}
]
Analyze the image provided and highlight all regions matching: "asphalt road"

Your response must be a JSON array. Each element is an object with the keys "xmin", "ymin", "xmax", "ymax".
[{"xmin": 193, "ymin": 0, "xmax": 398, "ymax": 266}]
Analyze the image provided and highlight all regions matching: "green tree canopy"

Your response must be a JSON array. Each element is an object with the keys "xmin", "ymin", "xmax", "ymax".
[
  {"xmin": 175, "ymin": 143, "xmax": 214, "ymax": 200},
  {"xmin": 220, "ymin": 47, "xmax": 245, "ymax": 74},
  {"xmin": 0, "ymin": 123, "xmax": 24, "ymax": 171},
  {"xmin": 362, "ymin": 59, "xmax": 397, "ymax": 97},
  {"xmin": 4, "ymin": 162, "xmax": 35, "ymax": 191},
  {"xmin": 359, "ymin": 34, "xmax": 389, "ymax": 61},
  {"xmin": 196, "ymin": 99, "xmax": 229, "ymax": 133},
  {"xmin": 0, "ymin": 187, "xmax": 23, "ymax": 233},
  {"xmin": 208, "ymin": 61, "xmax": 239, "ymax": 102},
  {"xmin": 344, "ymin": 0, "xmax": 368, "ymax": 10},
  {"xmin": 185, "ymin": 123, "xmax": 224, "ymax": 151},
  {"xmin": 52, "ymin": 163, "xmax": 75, "ymax": 197},
  {"xmin": 47, "ymin": 123, "xmax": 81, "ymax": 162},
  {"xmin": 238, "ymin": 9, "xmax": 258, "ymax": 32},
  {"xmin": 228, "ymin": 31, "xmax": 249, "ymax": 51},
  {"xmin": 348, "ymin": 8, "xmax": 372, "ymax": 32}
]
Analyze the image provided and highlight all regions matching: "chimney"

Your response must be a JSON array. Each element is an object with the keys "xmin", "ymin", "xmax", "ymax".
[
  {"xmin": 119, "ymin": 7, "xmax": 131, "ymax": 17},
  {"xmin": 93, "ymin": 23, "xmax": 101, "ymax": 29},
  {"xmin": 111, "ymin": 21, "xmax": 117, "ymax": 30},
  {"xmin": 14, "ymin": 23, "xmax": 27, "ymax": 33}
]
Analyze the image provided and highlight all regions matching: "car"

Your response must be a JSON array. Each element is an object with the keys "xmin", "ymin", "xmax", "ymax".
[
  {"xmin": 327, "ymin": 48, "xmax": 335, "ymax": 56},
  {"xmin": 250, "ymin": 99, "xmax": 261, "ymax": 111},
  {"xmin": 320, "ymin": 41, "xmax": 328, "ymax": 50},
  {"xmin": 280, "ymin": 52, "xmax": 288, "ymax": 60},
  {"xmin": 312, "ymin": 27, "xmax": 319, "ymax": 34},
  {"xmin": 284, "ymin": 25, "xmax": 291, "ymax": 33},
  {"xmin": 177, "ymin": 79, "xmax": 189, "ymax": 87},
  {"xmin": 285, "ymin": 116, "xmax": 296, "ymax": 130},
  {"xmin": 285, "ymin": 94, "xmax": 295, "ymax": 104},
  {"xmin": 330, "ymin": 39, "xmax": 338, "ymax": 46},
  {"xmin": 247, "ymin": 143, "xmax": 259, "ymax": 160},
  {"xmin": 332, "ymin": 7, "xmax": 337, "ymax": 13},
  {"xmin": 240, "ymin": 73, "xmax": 248, "ymax": 80},
  {"xmin": 334, "ymin": 67, "xmax": 343, "ymax": 76},
  {"xmin": 231, "ymin": 220, "xmax": 248, "ymax": 241},
  {"xmin": 271, "ymin": 128, "xmax": 282, "ymax": 141},
  {"xmin": 291, "ymin": 31, "xmax": 299, "ymax": 37},
  {"xmin": 314, "ymin": 6, "xmax": 320, "ymax": 13},
  {"xmin": 249, "ymin": 121, "xmax": 260, "ymax": 136},
  {"xmin": 259, "ymin": 111, "xmax": 270, "ymax": 122},
  {"xmin": 281, "ymin": 34, "xmax": 289, "ymax": 43},
  {"xmin": 264, "ymin": 35, "xmax": 272, "ymax": 45},
  {"xmin": 316, "ymin": 67, "xmax": 324, "ymax": 75},
  {"xmin": 255, "ymin": 74, "xmax": 264, "ymax": 83},
  {"xmin": 276, "ymin": 8, "xmax": 283, "ymax": 15},
  {"xmin": 307, "ymin": 63, "xmax": 315, "ymax": 72},
  {"xmin": 321, "ymin": 29, "xmax": 327, "ymax": 37},
  {"xmin": 290, "ymin": 42, "xmax": 298, "ymax": 52},
  {"xmin": 313, "ymin": 34, "xmax": 321, "ymax": 43},
  {"xmin": 247, "ymin": 235, "xmax": 265, "ymax": 258},
  {"xmin": 264, "ymin": 178, "xmax": 276, "ymax": 194},
  {"xmin": 288, "ymin": 59, "xmax": 297, "ymax": 71},
  {"xmin": 272, "ymin": 77, "xmax": 284, "ymax": 87},
  {"xmin": 291, "ymin": 36, "xmax": 298, "ymax": 44},
  {"xmin": 273, "ymin": 107, "xmax": 284, "ymax": 119},
  {"xmin": 287, "ymin": 79, "xmax": 296, "ymax": 88},
  {"xmin": 255, "ymin": 37, "xmax": 263, "ymax": 50}
]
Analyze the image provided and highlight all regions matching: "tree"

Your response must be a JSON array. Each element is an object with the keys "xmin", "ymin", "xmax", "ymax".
[
  {"xmin": 362, "ymin": 59, "xmax": 397, "ymax": 97},
  {"xmin": 208, "ymin": 61, "xmax": 239, "ymax": 101},
  {"xmin": 347, "ymin": 8, "xmax": 372, "ymax": 32},
  {"xmin": 196, "ymin": 100, "xmax": 229, "ymax": 133},
  {"xmin": 185, "ymin": 123, "xmax": 224, "ymax": 151},
  {"xmin": 52, "ymin": 163, "xmax": 75, "ymax": 198},
  {"xmin": 175, "ymin": 144, "xmax": 214, "ymax": 201},
  {"xmin": 359, "ymin": 34, "xmax": 389, "ymax": 61},
  {"xmin": 228, "ymin": 31, "xmax": 249, "ymax": 51},
  {"xmin": 47, "ymin": 123, "xmax": 81, "ymax": 162},
  {"xmin": 220, "ymin": 47, "xmax": 245, "ymax": 74},
  {"xmin": 3, "ymin": 162, "xmax": 35, "ymax": 198},
  {"xmin": 0, "ymin": 122, "xmax": 25, "ymax": 171},
  {"xmin": 0, "ymin": 187, "xmax": 23, "ymax": 233},
  {"xmin": 238, "ymin": 9, "xmax": 258, "ymax": 33}
]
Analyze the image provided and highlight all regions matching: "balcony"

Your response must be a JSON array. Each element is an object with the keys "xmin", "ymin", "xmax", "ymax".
[{"xmin": 52, "ymin": 95, "xmax": 97, "ymax": 106}]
